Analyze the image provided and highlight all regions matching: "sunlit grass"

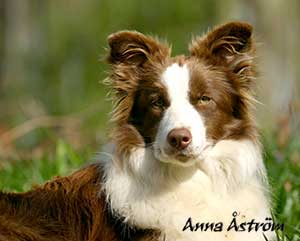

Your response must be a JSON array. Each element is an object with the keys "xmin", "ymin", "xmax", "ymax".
[
  {"xmin": 263, "ymin": 134, "xmax": 300, "ymax": 241},
  {"xmin": 0, "ymin": 140, "xmax": 88, "ymax": 192}
]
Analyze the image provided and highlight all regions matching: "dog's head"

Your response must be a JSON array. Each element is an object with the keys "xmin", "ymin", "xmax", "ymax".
[{"xmin": 107, "ymin": 22, "xmax": 257, "ymax": 167}]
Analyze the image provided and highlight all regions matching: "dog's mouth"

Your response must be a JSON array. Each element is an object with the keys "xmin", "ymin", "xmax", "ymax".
[
  {"xmin": 152, "ymin": 143, "xmax": 213, "ymax": 167},
  {"xmin": 166, "ymin": 151, "xmax": 197, "ymax": 162},
  {"xmin": 153, "ymin": 146, "xmax": 202, "ymax": 166}
]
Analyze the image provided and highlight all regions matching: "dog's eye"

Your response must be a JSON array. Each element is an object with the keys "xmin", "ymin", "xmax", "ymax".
[
  {"xmin": 198, "ymin": 95, "xmax": 211, "ymax": 104},
  {"xmin": 151, "ymin": 97, "xmax": 164, "ymax": 108}
]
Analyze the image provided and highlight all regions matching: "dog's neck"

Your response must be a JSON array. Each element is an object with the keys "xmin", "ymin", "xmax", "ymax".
[
  {"xmin": 102, "ymin": 145, "xmax": 201, "ymax": 192},
  {"xmin": 102, "ymin": 138, "xmax": 265, "ymax": 193},
  {"xmin": 101, "ymin": 139, "xmax": 269, "ymax": 241}
]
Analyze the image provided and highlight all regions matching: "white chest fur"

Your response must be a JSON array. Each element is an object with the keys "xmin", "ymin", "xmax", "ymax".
[{"xmin": 102, "ymin": 140, "xmax": 273, "ymax": 241}]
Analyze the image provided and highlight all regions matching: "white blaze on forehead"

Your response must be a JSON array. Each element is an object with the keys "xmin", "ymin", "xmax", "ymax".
[
  {"xmin": 162, "ymin": 63, "xmax": 190, "ymax": 102},
  {"xmin": 154, "ymin": 63, "xmax": 207, "ymax": 165}
]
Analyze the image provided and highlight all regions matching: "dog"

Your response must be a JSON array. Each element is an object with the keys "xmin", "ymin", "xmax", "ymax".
[{"xmin": 0, "ymin": 22, "xmax": 274, "ymax": 241}]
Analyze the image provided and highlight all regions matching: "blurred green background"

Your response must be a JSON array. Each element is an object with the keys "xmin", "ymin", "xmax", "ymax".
[{"xmin": 0, "ymin": 0, "xmax": 299, "ymax": 240}]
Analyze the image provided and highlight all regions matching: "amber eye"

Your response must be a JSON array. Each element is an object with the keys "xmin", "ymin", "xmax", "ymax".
[
  {"xmin": 151, "ymin": 97, "xmax": 164, "ymax": 108},
  {"xmin": 198, "ymin": 95, "xmax": 211, "ymax": 104}
]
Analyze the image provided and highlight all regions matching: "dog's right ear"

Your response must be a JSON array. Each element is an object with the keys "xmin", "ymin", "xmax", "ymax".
[
  {"xmin": 107, "ymin": 31, "xmax": 170, "ymax": 66},
  {"xmin": 106, "ymin": 31, "xmax": 169, "ymax": 126}
]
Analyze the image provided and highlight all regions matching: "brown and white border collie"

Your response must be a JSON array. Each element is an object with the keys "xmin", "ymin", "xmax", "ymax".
[{"xmin": 0, "ymin": 22, "xmax": 274, "ymax": 241}]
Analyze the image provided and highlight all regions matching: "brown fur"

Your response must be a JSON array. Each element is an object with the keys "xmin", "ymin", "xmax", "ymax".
[
  {"xmin": 188, "ymin": 22, "xmax": 258, "ymax": 141},
  {"xmin": 0, "ymin": 164, "xmax": 158, "ymax": 241},
  {"xmin": 107, "ymin": 31, "xmax": 170, "ymax": 127}
]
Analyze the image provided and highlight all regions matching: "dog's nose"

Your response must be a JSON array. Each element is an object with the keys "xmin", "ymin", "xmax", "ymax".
[{"xmin": 167, "ymin": 128, "xmax": 192, "ymax": 150}]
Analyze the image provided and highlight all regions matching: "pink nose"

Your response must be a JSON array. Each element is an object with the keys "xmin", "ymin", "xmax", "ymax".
[{"xmin": 167, "ymin": 128, "xmax": 192, "ymax": 150}]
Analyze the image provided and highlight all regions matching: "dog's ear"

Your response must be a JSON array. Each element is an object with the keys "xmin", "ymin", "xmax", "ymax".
[
  {"xmin": 106, "ymin": 31, "xmax": 169, "ymax": 126},
  {"xmin": 108, "ymin": 31, "xmax": 169, "ymax": 66},
  {"xmin": 189, "ymin": 22, "xmax": 255, "ymax": 81}
]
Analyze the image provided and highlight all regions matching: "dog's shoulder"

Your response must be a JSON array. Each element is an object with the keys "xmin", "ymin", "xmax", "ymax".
[{"xmin": 0, "ymin": 162, "xmax": 159, "ymax": 241}]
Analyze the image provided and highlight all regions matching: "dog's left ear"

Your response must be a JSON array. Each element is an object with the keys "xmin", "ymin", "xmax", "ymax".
[{"xmin": 189, "ymin": 22, "xmax": 255, "ymax": 82}]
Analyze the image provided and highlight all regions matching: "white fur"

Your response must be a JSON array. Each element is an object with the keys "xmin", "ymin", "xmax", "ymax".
[
  {"xmin": 154, "ymin": 63, "xmax": 207, "ymax": 166},
  {"xmin": 102, "ymin": 63, "xmax": 274, "ymax": 241},
  {"xmin": 102, "ymin": 140, "xmax": 274, "ymax": 241}
]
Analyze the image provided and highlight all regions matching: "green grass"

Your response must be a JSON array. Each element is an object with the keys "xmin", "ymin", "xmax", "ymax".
[
  {"xmin": 0, "ymin": 140, "xmax": 88, "ymax": 192},
  {"xmin": 263, "ymin": 134, "xmax": 300, "ymax": 241},
  {"xmin": 0, "ymin": 137, "xmax": 299, "ymax": 240}
]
